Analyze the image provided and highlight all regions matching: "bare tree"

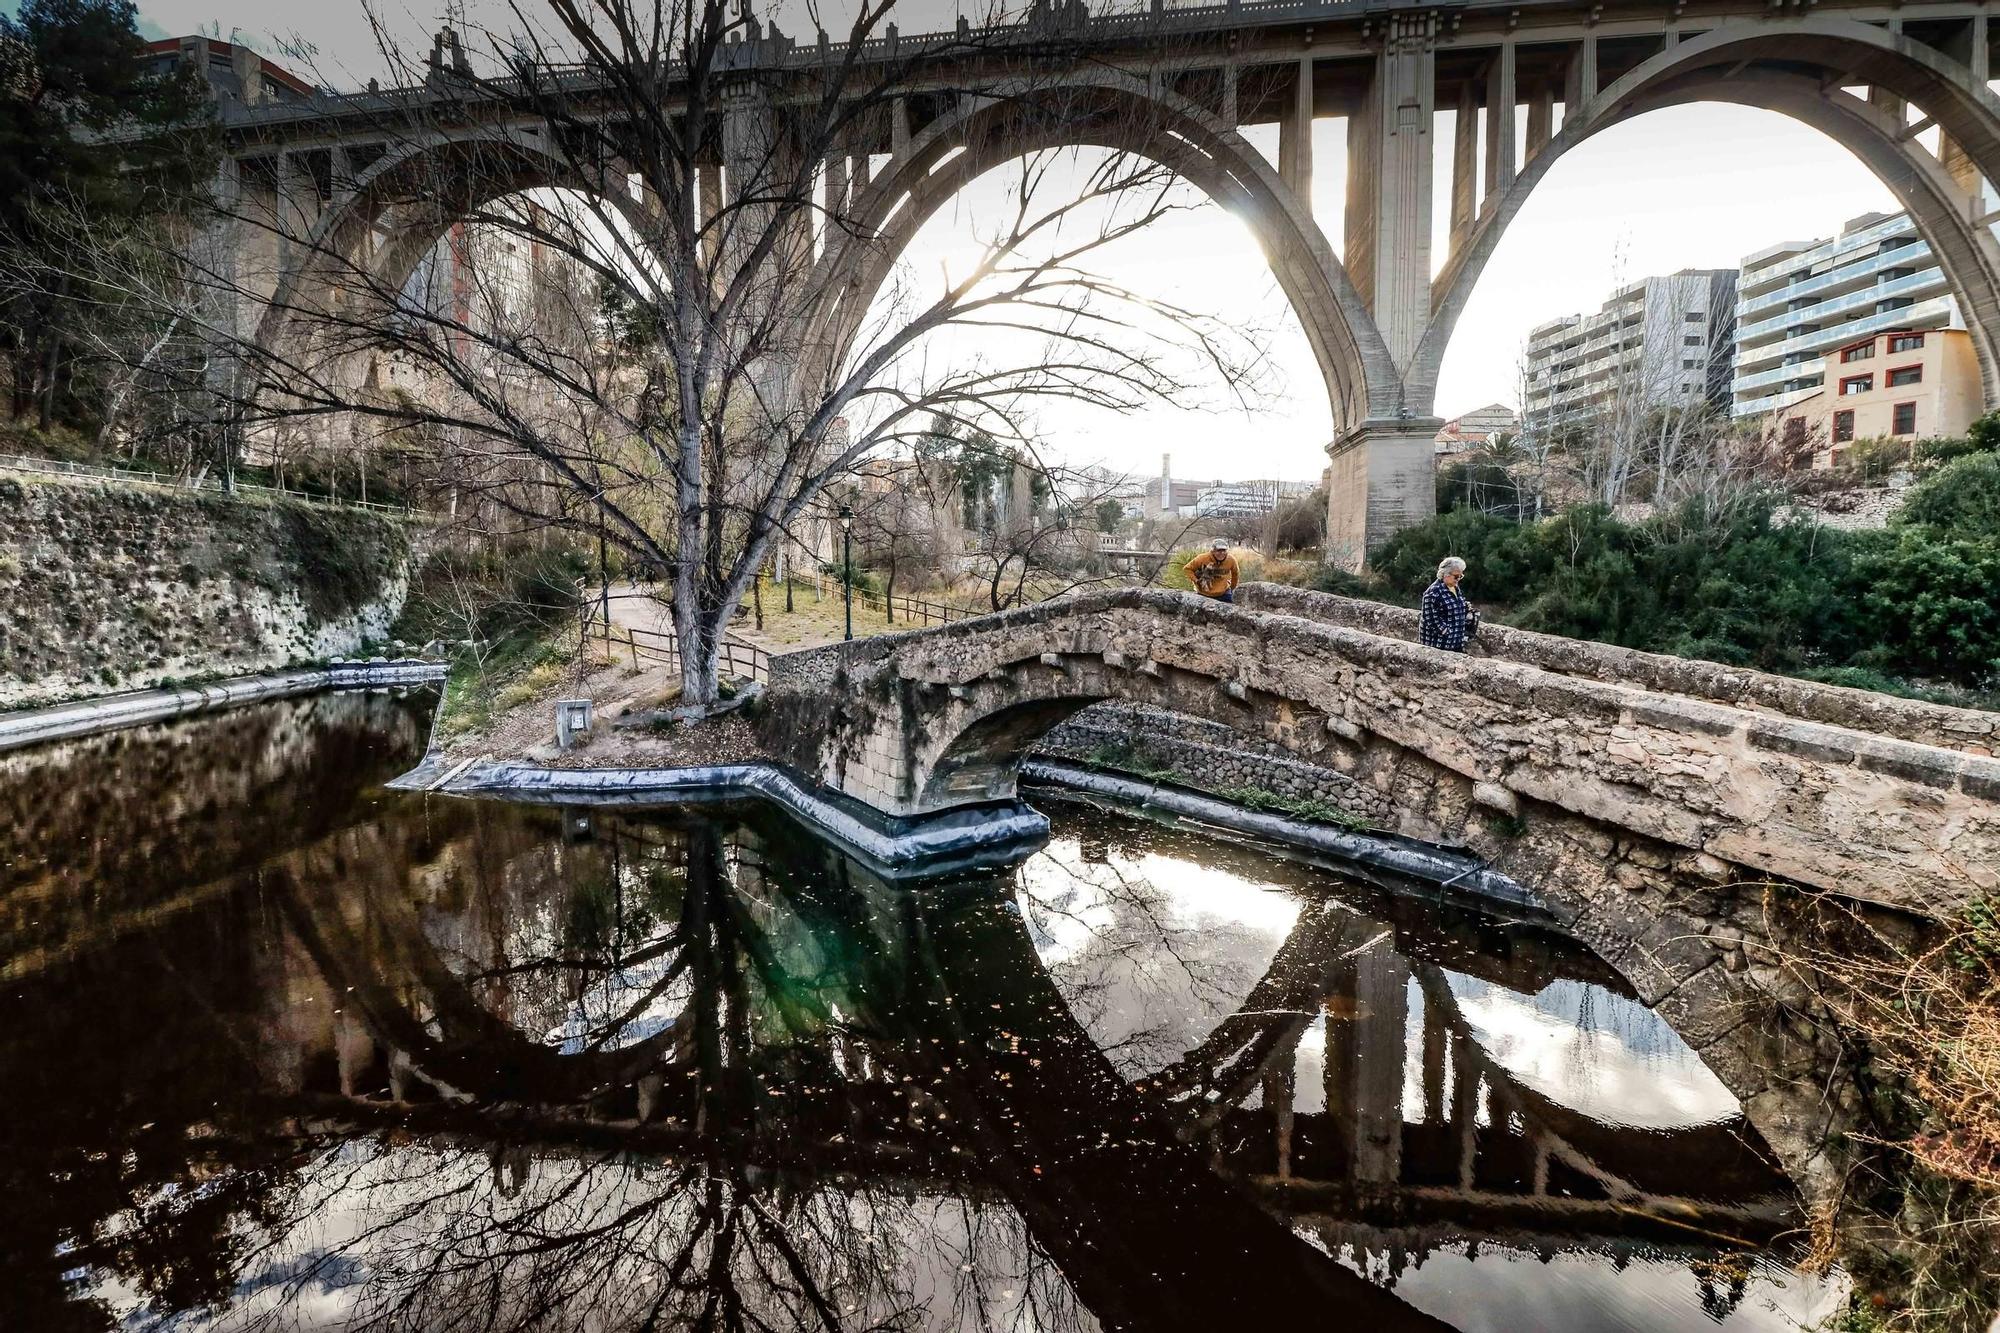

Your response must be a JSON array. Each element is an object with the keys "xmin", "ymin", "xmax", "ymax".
[
  {"xmin": 839, "ymin": 451, "xmax": 960, "ymax": 618},
  {"xmin": 73, "ymin": 2, "xmax": 1265, "ymax": 704},
  {"xmin": 1572, "ymin": 269, "xmax": 1739, "ymax": 510}
]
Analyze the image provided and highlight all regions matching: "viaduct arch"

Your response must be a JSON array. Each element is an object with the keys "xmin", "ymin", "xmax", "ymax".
[
  {"xmin": 1421, "ymin": 16, "xmax": 2000, "ymax": 410},
  {"xmin": 801, "ymin": 73, "xmax": 1399, "ymax": 437},
  {"xmin": 249, "ymin": 129, "xmax": 647, "ymax": 368}
]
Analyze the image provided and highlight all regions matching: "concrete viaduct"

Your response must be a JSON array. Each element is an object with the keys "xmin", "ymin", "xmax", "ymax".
[{"xmin": 192, "ymin": 0, "xmax": 2000, "ymax": 562}]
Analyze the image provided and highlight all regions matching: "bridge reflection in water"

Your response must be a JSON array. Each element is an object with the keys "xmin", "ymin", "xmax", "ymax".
[{"xmin": 0, "ymin": 694, "xmax": 1844, "ymax": 1331}]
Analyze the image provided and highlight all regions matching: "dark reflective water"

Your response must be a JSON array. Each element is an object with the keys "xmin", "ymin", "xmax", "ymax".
[{"xmin": 0, "ymin": 693, "xmax": 1846, "ymax": 1331}]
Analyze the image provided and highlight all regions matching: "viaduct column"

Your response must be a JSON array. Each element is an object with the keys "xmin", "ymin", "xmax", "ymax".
[
  {"xmin": 720, "ymin": 79, "xmax": 809, "ymax": 415},
  {"xmin": 1327, "ymin": 13, "xmax": 1442, "ymax": 568},
  {"xmin": 1278, "ymin": 55, "xmax": 1315, "ymax": 200}
]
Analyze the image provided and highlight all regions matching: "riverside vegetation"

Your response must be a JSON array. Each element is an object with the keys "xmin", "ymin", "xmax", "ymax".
[
  {"xmin": 1312, "ymin": 429, "xmax": 2000, "ymax": 1331},
  {"xmin": 1317, "ymin": 446, "xmax": 2000, "ymax": 707}
]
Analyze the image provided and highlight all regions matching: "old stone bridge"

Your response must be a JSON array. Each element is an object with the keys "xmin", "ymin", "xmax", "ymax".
[{"xmin": 765, "ymin": 583, "xmax": 2000, "ymax": 932}]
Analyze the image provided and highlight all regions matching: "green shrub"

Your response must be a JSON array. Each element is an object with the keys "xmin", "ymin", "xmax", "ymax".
[
  {"xmin": 1897, "ymin": 451, "xmax": 2000, "ymax": 538},
  {"xmin": 1913, "ymin": 434, "xmax": 1993, "ymax": 466},
  {"xmin": 1838, "ymin": 436, "xmax": 1913, "ymax": 481},
  {"xmin": 1846, "ymin": 529, "xmax": 2000, "ymax": 684},
  {"xmin": 1307, "ymin": 564, "xmax": 1372, "ymax": 597},
  {"xmin": 1436, "ymin": 461, "xmax": 1534, "ymax": 519},
  {"xmin": 822, "ymin": 560, "xmax": 882, "ymax": 597},
  {"xmin": 1969, "ymin": 409, "xmax": 2000, "ymax": 454},
  {"xmin": 1367, "ymin": 506, "xmax": 1554, "ymax": 605},
  {"xmin": 1338, "ymin": 489, "xmax": 1997, "ymax": 694}
]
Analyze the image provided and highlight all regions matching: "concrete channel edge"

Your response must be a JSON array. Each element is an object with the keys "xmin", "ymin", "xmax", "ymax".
[{"xmin": 0, "ymin": 660, "xmax": 447, "ymax": 754}]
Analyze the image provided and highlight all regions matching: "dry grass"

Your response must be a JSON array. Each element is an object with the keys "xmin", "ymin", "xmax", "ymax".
[{"xmin": 1768, "ymin": 896, "xmax": 2000, "ymax": 1331}]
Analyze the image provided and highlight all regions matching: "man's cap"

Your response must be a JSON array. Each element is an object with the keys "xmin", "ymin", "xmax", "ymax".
[{"xmin": 1210, "ymin": 538, "xmax": 1229, "ymax": 550}]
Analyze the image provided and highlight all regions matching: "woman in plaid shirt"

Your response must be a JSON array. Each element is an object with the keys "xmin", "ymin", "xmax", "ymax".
[{"xmin": 1419, "ymin": 556, "xmax": 1476, "ymax": 651}]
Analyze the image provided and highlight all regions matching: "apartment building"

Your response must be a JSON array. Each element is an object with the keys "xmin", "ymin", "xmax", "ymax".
[
  {"xmin": 1732, "ymin": 211, "xmax": 1962, "ymax": 418},
  {"xmin": 1522, "ymin": 270, "xmax": 1737, "ymax": 427},
  {"xmin": 1775, "ymin": 327, "xmax": 1981, "ymax": 462}
]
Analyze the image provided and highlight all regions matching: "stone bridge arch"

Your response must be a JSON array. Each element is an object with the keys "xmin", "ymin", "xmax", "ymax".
[
  {"xmin": 766, "ymin": 586, "xmax": 2000, "ymax": 919},
  {"xmin": 801, "ymin": 70, "xmax": 1401, "ymax": 441},
  {"xmin": 766, "ymin": 583, "xmax": 2000, "ymax": 1196},
  {"xmin": 1417, "ymin": 16, "xmax": 2000, "ymax": 409}
]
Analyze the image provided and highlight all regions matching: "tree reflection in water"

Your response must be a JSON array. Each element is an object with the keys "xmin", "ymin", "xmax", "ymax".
[{"xmin": 0, "ymin": 694, "xmax": 1842, "ymax": 1332}]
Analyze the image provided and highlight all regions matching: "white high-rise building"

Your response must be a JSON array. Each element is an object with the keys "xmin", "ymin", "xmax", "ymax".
[
  {"xmin": 1521, "ymin": 270, "xmax": 1737, "ymax": 428},
  {"xmin": 1731, "ymin": 211, "xmax": 1962, "ymax": 418}
]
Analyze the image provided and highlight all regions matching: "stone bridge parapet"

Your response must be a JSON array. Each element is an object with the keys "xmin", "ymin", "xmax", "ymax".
[
  {"xmin": 1233, "ymin": 584, "xmax": 1998, "ymax": 756},
  {"xmin": 764, "ymin": 585, "xmax": 2000, "ymax": 920}
]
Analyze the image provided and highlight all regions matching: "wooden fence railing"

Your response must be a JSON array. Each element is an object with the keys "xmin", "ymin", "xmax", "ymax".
[
  {"xmin": 578, "ymin": 604, "xmax": 772, "ymax": 685},
  {"xmin": 748, "ymin": 572, "xmax": 983, "ymax": 627},
  {"xmin": 849, "ymin": 585, "xmax": 975, "ymax": 626},
  {"xmin": 0, "ymin": 451, "xmax": 417, "ymax": 515}
]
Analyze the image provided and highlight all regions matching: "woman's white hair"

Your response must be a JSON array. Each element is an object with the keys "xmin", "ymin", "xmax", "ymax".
[{"xmin": 1437, "ymin": 556, "xmax": 1467, "ymax": 579}]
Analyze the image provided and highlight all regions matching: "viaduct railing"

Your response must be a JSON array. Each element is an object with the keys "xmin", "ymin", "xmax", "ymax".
[{"xmin": 223, "ymin": 0, "xmax": 1440, "ymax": 130}]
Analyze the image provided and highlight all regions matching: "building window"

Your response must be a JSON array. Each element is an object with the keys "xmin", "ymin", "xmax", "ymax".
[
  {"xmin": 1840, "ymin": 341, "xmax": 1875, "ymax": 363},
  {"xmin": 1840, "ymin": 374, "xmax": 1873, "ymax": 395},
  {"xmin": 1684, "ymin": 311, "xmax": 1704, "ymax": 322},
  {"xmin": 1682, "ymin": 357, "xmax": 1700, "ymax": 369},
  {"xmin": 1887, "ymin": 365, "xmax": 1923, "ymax": 387},
  {"xmin": 1833, "ymin": 410, "xmax": 1856, "ymax": 442},
  {"xmin": 1893, "ymin": 402, "xmax": 1918, "ymax": 435},
  {"xmin": 1683, "ymin": 333, "xmax": 1702, "ymax": 345},
  {"xmin": 1888, "ymin": 333, "xmax": 1925, "ymax": 353}
]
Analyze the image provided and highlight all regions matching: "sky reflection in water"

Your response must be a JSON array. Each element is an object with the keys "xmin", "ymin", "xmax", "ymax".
[{"xmin": 0, "ymin": 691, "xmax": 1844, "ymax": 1331}]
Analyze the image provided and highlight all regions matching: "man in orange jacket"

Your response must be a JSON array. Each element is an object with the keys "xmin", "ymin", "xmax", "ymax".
[{"xmin": 1184, "ymin": 538, "xmax": 1240, "ymax": 602}]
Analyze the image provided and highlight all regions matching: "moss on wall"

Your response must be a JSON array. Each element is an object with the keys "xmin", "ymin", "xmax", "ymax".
[{"xmin": 0, "ymin": 474, "xmax": 412, "ymax": 708}]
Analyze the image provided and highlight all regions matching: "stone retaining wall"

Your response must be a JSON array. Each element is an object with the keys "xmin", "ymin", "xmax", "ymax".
[{"xmin": 0, "ymin": 473, "xmax": 412, "ymax": 709}]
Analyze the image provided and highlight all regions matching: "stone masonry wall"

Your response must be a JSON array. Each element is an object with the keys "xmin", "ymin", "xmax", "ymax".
[
  {"xmin": 0, "ymin": 474, "xmax": 412, "ymax": 709},
  {"xmin": 1234, "ymin": 583, "xmax": 1995, "ymax": 755},
  {"xmin": 1035, "ymin": 702, "xmax": 1395, "ymax": 824}
]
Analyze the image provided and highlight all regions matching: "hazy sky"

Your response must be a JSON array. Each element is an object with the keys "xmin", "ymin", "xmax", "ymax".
[{"xmin": 114, "ymin": 0, "xmax": 1906, "ymax": 483}]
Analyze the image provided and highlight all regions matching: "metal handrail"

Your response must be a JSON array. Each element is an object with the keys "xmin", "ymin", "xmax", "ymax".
[
  {"xmin": 221, "ymin": 0, "xmax": 1388, "ymax": 130},
  {"xmin": 0, "ymin": 452, "xmax": 416, "ymax": 515}
]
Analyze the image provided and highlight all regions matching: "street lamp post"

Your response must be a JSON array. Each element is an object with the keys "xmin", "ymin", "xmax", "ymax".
[{"xmin": 839, "ymin": 504, "xmax": 854, "ymax": 642}]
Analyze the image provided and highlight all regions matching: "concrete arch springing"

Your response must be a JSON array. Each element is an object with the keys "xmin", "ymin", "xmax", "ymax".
[
  {"xmin": 801, "ymin": 72, "xmax": 1400, "ymax": 440},
  {"xmin": 251, "ymin": 129, "xmax": 648, "ymax": 361},
  {"xmin": 1418, "ymin": 16, "xmax": 2000, "ymax": 414}
]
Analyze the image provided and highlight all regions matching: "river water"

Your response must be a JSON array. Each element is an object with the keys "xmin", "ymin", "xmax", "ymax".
[{"xmin": 0, "ymin": 690, "xmax": 1847, "ymax": 1331}]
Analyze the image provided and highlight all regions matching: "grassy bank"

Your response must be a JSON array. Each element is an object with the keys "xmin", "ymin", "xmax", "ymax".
[{"xmin": 390, "ymin": 539, "xmax": 590, "ymax": 739}]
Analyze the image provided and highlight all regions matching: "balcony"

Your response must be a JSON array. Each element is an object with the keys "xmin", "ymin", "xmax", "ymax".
[
  {"xmin": 1736, "ymin": 242, "xmax": 1932, "ymax": 326},
  {"xmin": 1733, "ymin": 293, "xmax": 1954, "ymax": 382},
  {"xmin": 1736, "ymin": 261, "xmax": 1944, "ymax": 342},
  {"xmin": 1735, "ymin": 215, "xmax": 1923, "ymax": 298},
  {"xmin": 1733, "ymin": 361, "xmax": 1829, "ymax": 394}
]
